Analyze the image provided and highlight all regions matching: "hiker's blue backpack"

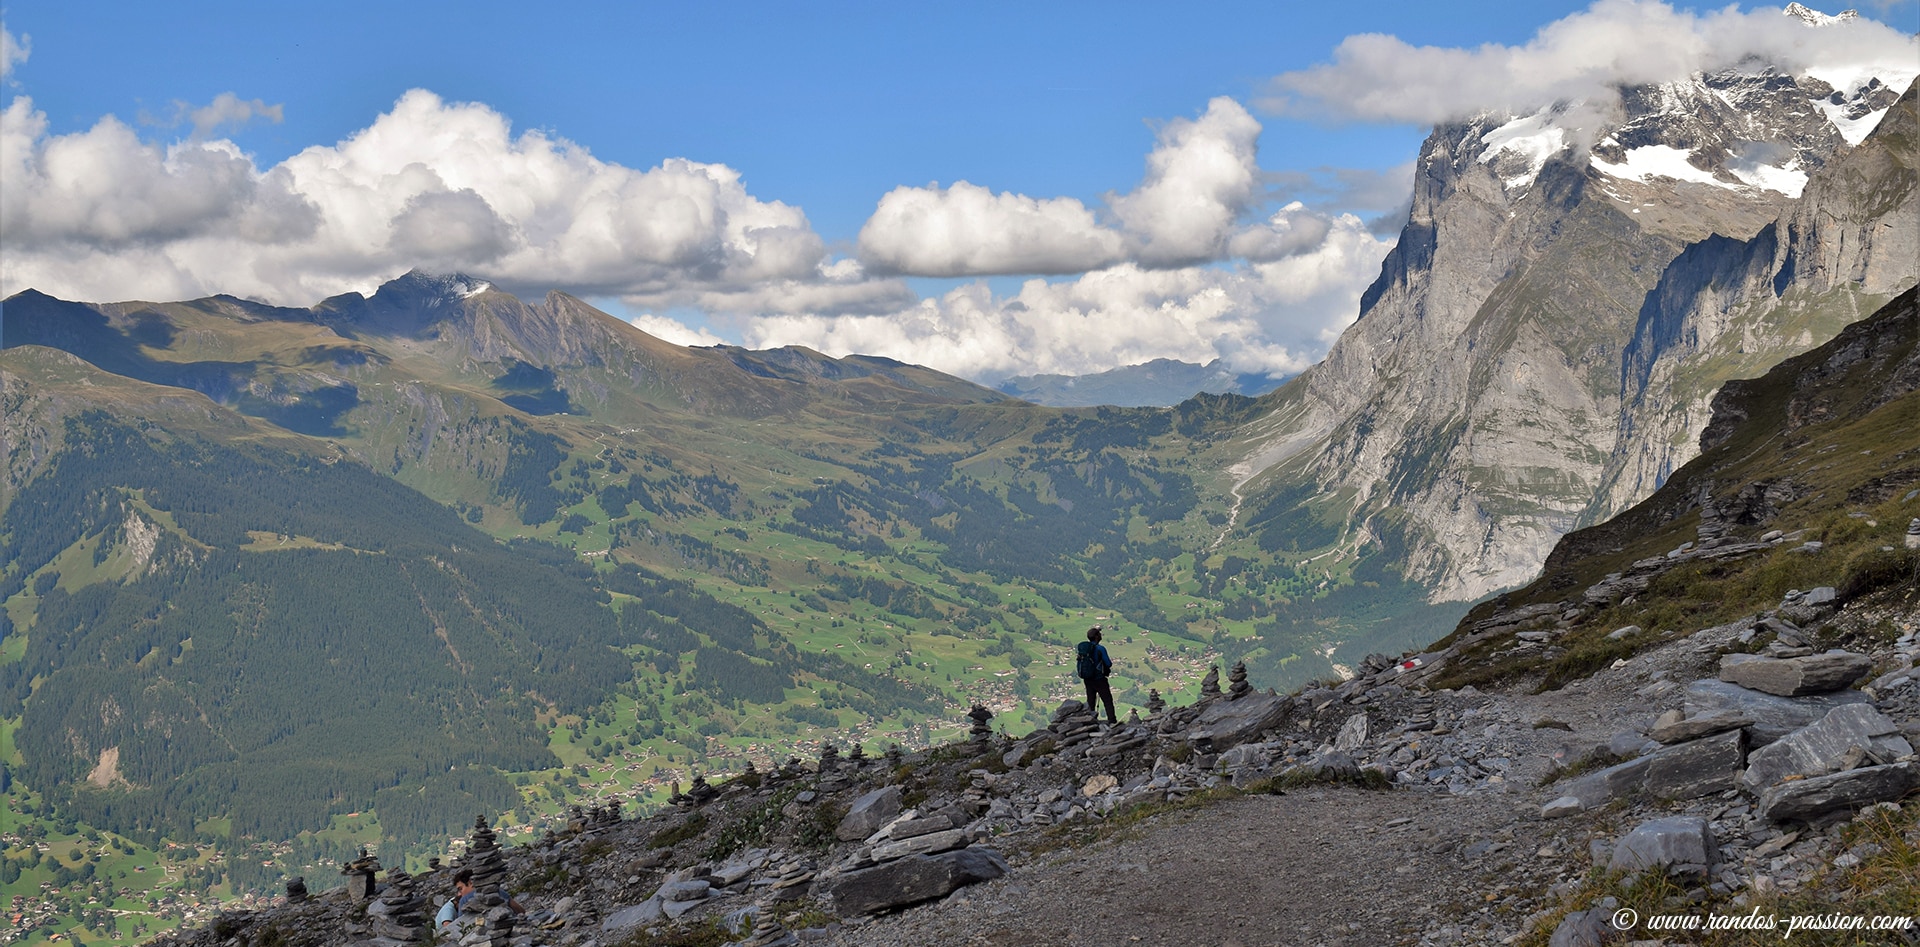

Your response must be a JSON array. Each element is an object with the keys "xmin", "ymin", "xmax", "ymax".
[{"xmin": 1075, "ymin": 641, "xmax": 1104, "ymax": 680}]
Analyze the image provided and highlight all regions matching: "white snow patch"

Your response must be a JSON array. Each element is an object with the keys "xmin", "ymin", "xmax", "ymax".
[
  {"xmin": 460, "ymin": 280, "xmax": 492, "ymax": 298},
  {"xmin": 1591, "ymin": 145, "xmax": 1733, "ymax": 190},
  {"xmin": 1479, "ymin": 110, "xmax": 1567, "ymax": 190},
  {"xmin": 1803, "ymin": 65, "xmax": 1920, "ymax": 145},
  {"xmin": 1727, "ymin": 159, "xmax": 1808, "ymax": 198}
]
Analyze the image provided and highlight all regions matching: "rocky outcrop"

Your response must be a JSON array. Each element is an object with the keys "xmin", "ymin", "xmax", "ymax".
[{"xmin": 1225, "ymin": 75, "xmax": 1916, "ymax": 605}]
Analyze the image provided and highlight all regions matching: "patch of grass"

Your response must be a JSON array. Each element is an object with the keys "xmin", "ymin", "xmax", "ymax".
[
  {"xmin": 1267, "ymin": 766, "xmax": 1393, "ymax": 791},
  {"xmin": 649, "ymin": 813, "xmax": 708, "ymax": 850},
  {"xmin": 778, "ymin": 902, "xmax": 836, "ymax": 931},
  {"xmin": 794, "ymin": 801, "xmax": 845, "ymax": 852},
  {"xmin": 704, "ymin": 788, "xmax": 798, "ymax": 860},
  {"xmin": 1534, "ymin": 635, "xmax": 1642, "ymax": 693},
  {"xmin": 612, "ymin": 914, "xmax": 735, "ymax": 947}
]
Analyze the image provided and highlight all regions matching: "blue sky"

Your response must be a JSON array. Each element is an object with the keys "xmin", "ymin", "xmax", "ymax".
[{"xmin": 3, "ymin": 1, "xmax": 1916, "ymax": 380}]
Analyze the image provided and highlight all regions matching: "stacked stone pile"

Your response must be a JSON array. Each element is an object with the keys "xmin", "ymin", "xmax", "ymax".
[
  {"xmin": 365, "ymin": 867, "xmax": 429, "ymax": 945},
  {"xmin": 464, "ymin": 816, "xmax": 508, "ymax": 893}
]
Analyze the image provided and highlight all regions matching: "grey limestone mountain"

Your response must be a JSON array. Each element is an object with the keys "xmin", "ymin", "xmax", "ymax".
[{"xmin": 1224, "ymin": 61, "xmax": 1917, "ymax": 603}]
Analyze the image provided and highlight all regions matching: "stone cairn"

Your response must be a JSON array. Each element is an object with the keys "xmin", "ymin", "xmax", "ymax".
[
  {"xmin": 368, "ymin": 866, "xmax": 429, "ymax": 943},
  {"xmin": 781, "ymin": 756, "xmax": 806, "ymax": 780},
  {"xmin": 818, "ymin": 744, "xmax": 851, "ymax": 792},
  {"xmin": 1146, "ymin": 689, "xmax": 1166, "ymax": 716},
  {"xmin": 1126, "ymin": 707, "xmax": 1140, "ymax": 725},
  {"xmin": 566, "ymin": 804, "xmax": 589, "ymax": 834},
  {"xmin": 341, "ymin": 847, "xmax": 381, "ymax": 900},
  {"xmin": 961, "ymin": 769, "xmax": 994, "ymax": 816},
  {"xmin": 465, "ymin": 816, "xmax": 508, "ymax": 894},
  {"xmin": 848, "ymin": 742, "xmax": 867, "ymax": 767},
  {"xmin": 764, "ymin": 857, "xmax": 815, "ymax": 903},
  {"xmin": 1199, "ymin": 664, "xmax": 1222, "ymax": 701},
  {"xmin": 426, "ymin": 858, "xmax": 442, "ymax": 872},
  {"xmin": 1227, "ymin": 660, "xmax": 1252, "ymax": 700},
  {"xmin": 884, "ymin": 744, "xmax": 904, "ymax": 769},
  {"xmin": 967, "ymin": 703, "xmax": 995, "ymax": 745},
  {"xmin": 688, "ymin": 774, "xmax": 719, "ymax": 805},
  {"xmin": 484, "ymin": 910, "xmax": 515, "ymax": 947},
  {"xmin": 1048, "ymin": 700, "xmax": 1099, "ymax": 749},
  {"xmin": 740, "ymin": 901, "xmax": 797, "ymax": 947},
  {"xmin": 1907, "ymin": 518, "xmax": 1920, "ymax": 550},
  {"xmin": 284, "ymin": 876, "xmax": 308, "ymax": 903}
]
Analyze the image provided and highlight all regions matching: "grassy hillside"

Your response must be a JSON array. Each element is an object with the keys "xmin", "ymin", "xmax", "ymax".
[{"xmin": 0, "ymin": 278, "xmax": 1469, "ymax": 940}]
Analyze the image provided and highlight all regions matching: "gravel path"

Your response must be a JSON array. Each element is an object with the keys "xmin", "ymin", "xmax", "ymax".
[{"xmin": 825, "ymin": 786, "xmax": 1549, "ymax": 947}]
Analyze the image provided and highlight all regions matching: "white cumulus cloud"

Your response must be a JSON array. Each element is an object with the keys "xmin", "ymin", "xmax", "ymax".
[
  {"xmin": 186, "ymin": 92, "xmax": 285, "ymax": 139},
  {"xmin": 0, "ymin": 88, "xmax": 836, "ymax": 307},
  {"xmin": 858, "ymin": 182, "xmax": 1124, "ymax": 277},
  {"xmin": 1263, "ymin": 0, "xmax": 1920, "ymax": 125},
  {"xmin": 626, "ymin": 313, "xmax": 729, "ymax": 348},
  {"xmin": 0, "ymin": 25, "xmax": 26, "ymax": 80},
  {"xmin": 748, "ymin": 212, "xmax": 1392, "ymax": 381},
  {"xmin": 857, "ymin": 97, "xmax": 1281, "ymax": 279},
  {"xmin": 1110, "ymin": 96, "xmax": 1264, "ymax": 267}
]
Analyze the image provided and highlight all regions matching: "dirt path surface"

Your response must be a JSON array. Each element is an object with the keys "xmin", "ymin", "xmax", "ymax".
[{"xmin": 827, "ymin": 786, "xmax": 1553, "ymax": 947}]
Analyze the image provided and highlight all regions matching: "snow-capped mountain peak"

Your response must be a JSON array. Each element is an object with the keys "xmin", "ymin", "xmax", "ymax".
[{"xmin": 1783, "ymin": 3, "xmax": 1859, "ymax": 27}]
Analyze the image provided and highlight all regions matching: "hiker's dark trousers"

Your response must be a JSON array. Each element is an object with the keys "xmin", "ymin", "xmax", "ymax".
[{"xmin": 1084, "ymin": 675, "xmax": 1117, "ymax": 724}]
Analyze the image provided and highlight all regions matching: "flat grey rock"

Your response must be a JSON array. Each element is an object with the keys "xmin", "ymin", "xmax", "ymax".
[
  {"xmin": 1642, "ymin": 729, "xmax": 1744, "ymax": 800},
  {"xmin": 870, "ymin": 828, "xmax": 968, "ymax": 862},
  {"xmin": 1334, "ymin": 713, "xmax": 1370, "ymax": 752},
  {"xmin": 1648, "ymin": 708, "xmax": 1751, "ymax": 744},
  {"xmin": 1562, "ymin": 730, "xmax": 1742, "ymax": 807},
  {"xmin": 1548, "ymin": 907, "xmax": 1618, "ymax": 947},
  {"xmin": 824, "ymin": 847, "xmax": 1009, "ymax": 916},
  {"xmin": 1609, "ymin": 816, "xmax": 1716, "ymax": 875},
  {"xmin": 1758, "ymin": 762, "xmax": 1920, "ymax": 823},
  {"xmin": 1184, "ymin": 691, "xmax": 1289, "ymax": 751},
  {"xmin": 1719, "ymin": 651, "xmax": 1873, "ymax": 697},
  {"xmin": 601, "ymin": 897, "xmax": 663, "ymax": 932},
  {"xmin": 1743, "ymin": 703, "xmax": 1913, "ymax": 792},
  {"xmin": 837, "ymin": 786, "xmax": 903, "ymax": 842},
  {"xmin": 1683, "ymin": 679, "xmax": 1870, "ymax": 746}
]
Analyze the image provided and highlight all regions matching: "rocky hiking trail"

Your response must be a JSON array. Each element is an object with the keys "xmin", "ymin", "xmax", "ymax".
[{"xmin": 151, "ymin": 584, "xmax": 1918, "ymax": 947}]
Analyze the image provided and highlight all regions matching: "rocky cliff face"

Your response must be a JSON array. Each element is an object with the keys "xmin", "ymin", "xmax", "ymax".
[
  {"xmin": 1228, "ymin": 67, "xmax": 1918, "ymax": 602},
  {"xmin": 1603, "ymin": 82, "xmax": 1920, "ymax": 521}
]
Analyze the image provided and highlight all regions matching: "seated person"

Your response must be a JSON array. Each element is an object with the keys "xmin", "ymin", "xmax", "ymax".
[{"xmin": 435, "ymin": 869, "xmax": 526, "ymax": 930}]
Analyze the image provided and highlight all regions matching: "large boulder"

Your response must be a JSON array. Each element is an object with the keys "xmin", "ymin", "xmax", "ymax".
[
  {"xmin": 1561, "ymin": 730, "xmax": 1742, "ymax": 809},
  {"xmin": 1758, "ymin": 762, "xmax": 1920, "ymax": 823},
  {"xmin": 1641, "ymin": 729, "xmax": 1744, "ymax": 799},
  {"xmin": 1719, "ymin": 651, "xmax": 1873, "ymax": 697},
  {"xmin": 1682, "ymin": 679, "xmax": 1870, "ymax": 746},
  {"xmin": 1184, "ymin": 691, "xmax": 1289, "ymax": 750},
  {"xmin": 836, "ymin": 786, "xmax": 903, "ymax": 842},
  {"xmin": 1742, "ymin": 704, "xmax": 1914, "ymax": 792},
  {"xmin": 824, "ymin": 848, "xmax": 1010, "ymax": 916},
  {"xmin": 1609, "ymin": 816, "xmax": 1716, "ymax": 877}
]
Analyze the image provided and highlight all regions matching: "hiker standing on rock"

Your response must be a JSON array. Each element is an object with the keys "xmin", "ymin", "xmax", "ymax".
[{"xmin": 1076, "ymin": 626, "xmax": 1118, "ymax": 726}]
